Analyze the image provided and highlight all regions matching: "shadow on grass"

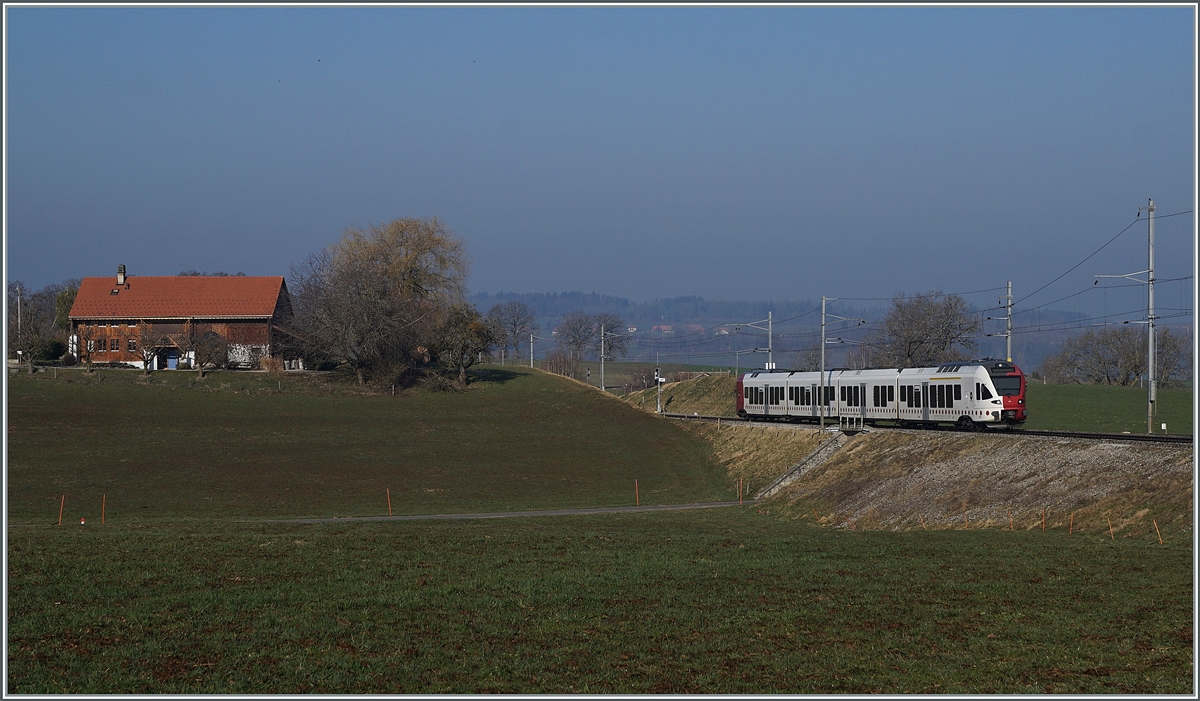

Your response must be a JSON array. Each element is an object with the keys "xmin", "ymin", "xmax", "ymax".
[{"xmin": 469, "ymin": 368, "xmax": 524, "ymax": 385}]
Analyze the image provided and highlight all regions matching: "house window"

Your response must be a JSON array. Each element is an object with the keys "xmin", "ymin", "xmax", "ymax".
[
  {"xmin": 127, "ymin": 338, "xmax": 138, "ymax": 352},
  {"xmin": 110, "ymin": 338, "xmax": 120, "ymax": 352}
]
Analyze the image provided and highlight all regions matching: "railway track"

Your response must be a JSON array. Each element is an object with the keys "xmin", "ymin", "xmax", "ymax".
[{"xmin": 661, "ymin": 412, "xmax": 1194, "ymax": 445}]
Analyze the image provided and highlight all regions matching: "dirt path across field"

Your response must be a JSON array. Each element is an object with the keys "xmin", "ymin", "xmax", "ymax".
[{"xmin": 261, "ymin": 500, "xmax": 753, "ymax": 524}]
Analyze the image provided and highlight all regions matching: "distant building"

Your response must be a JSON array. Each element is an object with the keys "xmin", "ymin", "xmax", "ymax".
[
  {"xmin": 627, "ymin": 326, "xmax": 637, "ymax": 333},
  {"xmin": 67, "ymin": 265, "xmax": 294, "ymax": 370}
]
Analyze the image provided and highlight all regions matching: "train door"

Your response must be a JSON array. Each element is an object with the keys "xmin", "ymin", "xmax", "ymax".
[
  {"xmin": 921, "ymin": 381, "xmax": 930, "ymax": 422},
  {"xmin": 811, "ymin": 384, "xmax": 819, "ymax": 419},
  {"xmin": 858, "ymin": 383, "xmax": 867, "ymax": 423}
]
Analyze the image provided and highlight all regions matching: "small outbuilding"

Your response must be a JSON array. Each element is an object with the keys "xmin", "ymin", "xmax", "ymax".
[{"xmin": 68, "ymin": 265, "xmax": 295, "ymax": 370}]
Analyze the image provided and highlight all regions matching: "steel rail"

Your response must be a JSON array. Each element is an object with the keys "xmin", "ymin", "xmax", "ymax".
[{"xmin": 661, "ymin": 413, "xmax": 1194, "ymax": 444}]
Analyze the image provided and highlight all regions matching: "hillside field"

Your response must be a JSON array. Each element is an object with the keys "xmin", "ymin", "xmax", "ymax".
[{"xmin": 5, "ymin": 367, "xmax": 1194, "ymax": 693}]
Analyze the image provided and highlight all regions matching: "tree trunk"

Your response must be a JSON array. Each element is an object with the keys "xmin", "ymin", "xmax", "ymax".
[
  {"xmin": 197, "ymin": 363, "xmax": 205, "ymax": 380},
  {"xmin": 459, "ymin": 365, "xmax": 467, "ymax": 385},
  {"xmin": 355, "ymin": 366, "xmax": 365, "ymax": 386}
]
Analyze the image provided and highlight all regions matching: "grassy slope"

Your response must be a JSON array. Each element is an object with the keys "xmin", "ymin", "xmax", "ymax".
[
  {"xmin": 8, "ymin": 512, "xmax": 1191, "ymax": 694},
  {"xmin": 6, "ymin": 368, "xmax": 730, "ymax": 522}
]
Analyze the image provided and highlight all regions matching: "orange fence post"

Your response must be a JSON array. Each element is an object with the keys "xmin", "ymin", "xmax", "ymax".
[
  {"xmin": 1153, "ymin": 520, "xmax": 1163, "ymax": 544},
  {"xmin": 1107, "ymin": 518, "xmax": 1114, "ymax": 541},
  {"xmin": 1042, "ymin": 508, "xmax": 1046, "ymax": 531},
  {"xmin": 386, "ymin": 488, "xmax": 392, "ymax": 517},
  {"xmin": 1069, "ymin": 512, "xmax": 1074, "ymax": 535},
  {"xmin": 101, "ymin": 494, "xmax": 106, "ymax": 525},
  {"xmin": 635, "ymin": 480, "xmax": 639, "ymax": 506},
  {"xmin": 58, "ymin": 495, "xmax": 65, "ymax": 526},
  {"xmin": 919, "ymin": 513, "xmax": 926, "ymax": 530},
  {"xmin": 1008, "ymin": 509, "xmax": 1014, "ymax": 531}
]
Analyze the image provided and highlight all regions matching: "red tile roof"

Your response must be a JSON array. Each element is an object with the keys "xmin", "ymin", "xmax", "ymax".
[{"xmin": 69, "ymin": 276, "xmax": 286, "ymax": 320}]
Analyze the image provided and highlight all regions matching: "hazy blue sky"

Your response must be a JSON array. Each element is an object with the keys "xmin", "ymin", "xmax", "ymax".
[{"xmin": 5, "ymin": 5, "xmax": 1195, "ymax": 321}]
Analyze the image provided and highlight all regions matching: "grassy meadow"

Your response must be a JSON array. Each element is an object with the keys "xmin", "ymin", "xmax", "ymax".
[
  {"xmin": 5, "ymin": 366, "xmax": 1194, "ymax": 693},
  {"xmin": 6, "ymin": 367, "xmax": 730, "ymax": 523},
  {"xmin": 8, "ymin": 510, "xmax": 1191, "ymax": 694}
]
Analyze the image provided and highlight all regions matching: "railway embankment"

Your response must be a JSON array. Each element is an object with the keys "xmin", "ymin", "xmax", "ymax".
[{"xmin": 696, "ymin": 422, "xmax": 1192, "ymax": 535}]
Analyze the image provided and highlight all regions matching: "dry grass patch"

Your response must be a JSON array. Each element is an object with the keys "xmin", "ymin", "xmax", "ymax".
[
  {"xmin": 625, "ymin": 374, "xmax": 737, "ymax": 417},
  {"xmin": 777, "ymin": 431, "xmax": 1193, "ymax": 535},
  {"xmin": 684, "ymin": 423, "xmax": 823, "ymax": 494}
]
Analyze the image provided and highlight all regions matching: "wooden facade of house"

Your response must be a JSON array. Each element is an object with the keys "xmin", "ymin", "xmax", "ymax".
[{"xmin": 68, "ymin": 267, "xmax": 294, "ymax": 370}]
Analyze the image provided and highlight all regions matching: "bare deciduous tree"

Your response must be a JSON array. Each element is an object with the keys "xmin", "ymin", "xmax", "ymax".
[
  {"xmin": 592, "ymin": 312, "xmax": 629, "ymax": 361},
  {"xmin": 194, "ymin": 330, "xmax": 228, "ymax": 379},
  {"xmin": 7, "ymin": 281, "xmax": 56, "ymax": 373},
  {"xmin": 1041, "ymin": 325, "xmax": 1191, "ymax": 387},
  {"xmin": 290, "ymin": 217, "xmax": 467, "ymax": 386},
  {"xmin": 791, "ymin": 346, "xmax": 821, "ymax": 372},
  {"xmin": 486, "ymin": 301, "xmax": 539, "ymax": 364},
  {"xmin": 556, "ymin": 311, "xmax": 597, "ymax": 363},
  {"xmin": 868, "ymin": 290, "xmax": 979, "ymax": 368},
  {"xmin": 136, "ymin": 322, "xmax": 171, "ymax": 375}
]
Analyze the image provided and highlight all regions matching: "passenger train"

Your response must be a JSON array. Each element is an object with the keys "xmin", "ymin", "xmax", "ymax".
[{"xmin": 736, "ymin": 360, "xmax": 1027, "ymax": 429}]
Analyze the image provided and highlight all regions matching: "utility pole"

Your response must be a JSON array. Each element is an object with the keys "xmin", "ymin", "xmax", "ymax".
[
  {"xmin": 820, "ymin": 297, "xmax": 865, "ymax": 433},
  {"xmin": 1144, "ymin": 199, "xmax": 1156, "ymax": 434},
  {"xmin": 1095, "ymin": 199, "xmax": 1156, "ymax": 434},
  {"xmin": 530, "ymin": 332, "xmax": 534, "ymax": 368},
  {"xmin": 1005, "ymin": 281, "xmax": 1013, "ymax": 362},
  {"xmin": 656, "ymin": 351, "xmax": 662, "ymax": 413},
  {"xmin": 600, "ymin": 323, "xmax": 604, "ymax": 393},
  {"xmin": 821, "ymin": 297, "xmax": 828, "ymax": 432}
]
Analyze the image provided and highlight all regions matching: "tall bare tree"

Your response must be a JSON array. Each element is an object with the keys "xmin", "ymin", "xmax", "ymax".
[
  {"xmin": 868, "ymin": 290, "xmax": 979, "ymax": 368},
  {"xmin": 290, "ymin": 217, "xmax": 467, "ymax": 386},
  {"xmin": 486, "ymin": 301, "xmax": 539, "ymax": 363},
  {"xmin": 592, "ymin": 312, "xmax": 629, "ymax": 361},
  {"xmin": 556, "ymin": 311, "xmax": 596, "ymax": 363}
]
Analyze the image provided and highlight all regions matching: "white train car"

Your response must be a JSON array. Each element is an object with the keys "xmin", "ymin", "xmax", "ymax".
[{"xmin": 736, "ymin": 360, "xmax": 1027, "ymax": 429}]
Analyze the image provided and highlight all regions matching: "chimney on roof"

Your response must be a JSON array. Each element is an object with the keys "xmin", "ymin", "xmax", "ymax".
[{"xmin": 117, "ymin": 264, "xmax": 126, "ymax": 285}]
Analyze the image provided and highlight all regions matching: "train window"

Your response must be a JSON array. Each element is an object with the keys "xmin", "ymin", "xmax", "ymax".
[
  {"xmin": 888, "ymin": 385, "xmax": 895, "ymax": 404},
  {"xmin": 946, "ymin": 385, "xmax": 954, "ymax": 408},
  {"xmin": 853, "ymin": 386, "xmax": 860, "ymax": 406},
  {"xmin": 979, "ymin": 384, "xmax": 993, "ymax": 400},
  {"xmin": 873, "ymin": 386, "xmax": 880, "ymax": 407},
  {"xmin": 914, "ymin": 389, "xmax": 921, "ymax": 408},
  {"xmin": 937, "ymin": 384, "xmax": 945, "ymax": 408},
  {"xmin": 900, "ymin": 385, "xmax": 908, "ymax": 403},
  {"xmin": 955, "ymin": 385, "xmax": 962, "ymax": 401}
]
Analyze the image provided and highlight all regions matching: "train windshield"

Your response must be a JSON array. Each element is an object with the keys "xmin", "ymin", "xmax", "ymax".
[{"xmin": 992, "ymin": 376, "xmax": 1022, "ymax": 396}]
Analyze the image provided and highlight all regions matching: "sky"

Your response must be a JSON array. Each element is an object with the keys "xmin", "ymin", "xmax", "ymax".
[{"xmin": 4, "ymin": 5, "xmax": 1196, "ymax": 324}]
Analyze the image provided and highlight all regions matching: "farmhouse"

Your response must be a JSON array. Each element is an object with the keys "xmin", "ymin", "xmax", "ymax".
[{"xmin": 68, "ymin": 265, "xmax": 295, "ymax": 370}]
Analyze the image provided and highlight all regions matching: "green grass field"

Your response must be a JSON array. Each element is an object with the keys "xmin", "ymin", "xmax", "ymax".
[
  {"xmin": 8, "ymin": 512, "xmax": 1191, "ymax": 694},
  {"xmin": 6, "ymin": 367, "xmax": 1194, "ymax": 693},
  {"xmin": 6, "ymin": 368, "xmax": 730, "ymax": 523},
  {"xmin": 1023, "ymin": 382, "xmax": 1193, "ymax": 434}
]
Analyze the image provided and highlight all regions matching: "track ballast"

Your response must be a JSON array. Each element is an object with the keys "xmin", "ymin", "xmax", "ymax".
[{"xmin": 660, "ymin": 413, "xmax": 1193, "ymax": 445}]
